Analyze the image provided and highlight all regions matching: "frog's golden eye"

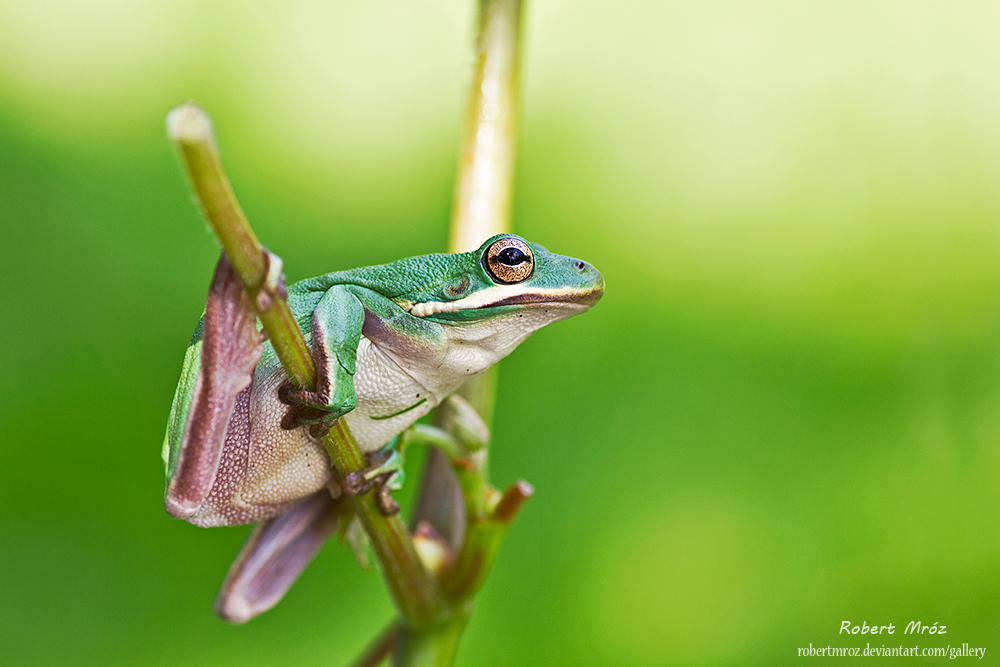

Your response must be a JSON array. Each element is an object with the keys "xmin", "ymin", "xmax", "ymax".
[{"xmin": 484, "ymin": 237, "xmax": 534, "ymax": 284}]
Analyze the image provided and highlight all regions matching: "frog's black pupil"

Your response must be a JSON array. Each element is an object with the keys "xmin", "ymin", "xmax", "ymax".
[{"xmin": 497, "ymin": 247, "xmax": 527, "ymax": 265}]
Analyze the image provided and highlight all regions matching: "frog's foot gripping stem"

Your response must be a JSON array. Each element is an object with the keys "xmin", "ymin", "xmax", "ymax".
[
  {"xmin": 343, "ymin": 449, "xmax": 405, "ymax": 516},
  {"xmin": 277, "ymin": 380, "xmax": 335, "ymax": 434},
  {"xmin": 276, "ymin": 349, "xmax": 338, "ymax": 431},
  {"xmin": 276, "ymin": 364, "xmax": 354, "ymax": 436},
  {"xmin": 276, "ymin": 295, "xmax": 359, "ymax": 435}
]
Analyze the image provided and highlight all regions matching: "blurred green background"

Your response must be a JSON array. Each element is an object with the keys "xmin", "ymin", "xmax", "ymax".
[{"xmin": 2, "ymin": 0, "xmax": 1000, "ymax": 664}]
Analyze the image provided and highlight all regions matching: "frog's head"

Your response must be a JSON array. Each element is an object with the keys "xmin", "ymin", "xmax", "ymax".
[{"xmin": 400, "ymin": 234, "xmax": 603, "ymax": 345}]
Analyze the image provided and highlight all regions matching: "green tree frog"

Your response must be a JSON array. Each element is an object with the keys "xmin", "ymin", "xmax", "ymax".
[{"xmin": 161, "ymin": 234, "xmax": 603, "ymax": 620}]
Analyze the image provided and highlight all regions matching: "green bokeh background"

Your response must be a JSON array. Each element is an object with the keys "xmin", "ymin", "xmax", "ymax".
[{"xmin": 2, "ymin": 1, "xmax": 1000, "ymax": 664}]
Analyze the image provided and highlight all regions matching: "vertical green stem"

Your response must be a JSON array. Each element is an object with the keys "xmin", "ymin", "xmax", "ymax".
[
  {"xmin": 414, "ymin": 0, "xmax": 525, "ymax": 537},
  {"xmin": 403, "ymin": 0, "xmax": 525, "ymax": 663},
  {"xmin": 393, "ymin": 611, "xmax": 471, "ymax": 667},
  {"xmin": 448, "ymin": 0, "xmax": 523, "ymax": 255},
  {"xmin": 445, "ymin": 0, "xmax": 522, "ymax": 510}
]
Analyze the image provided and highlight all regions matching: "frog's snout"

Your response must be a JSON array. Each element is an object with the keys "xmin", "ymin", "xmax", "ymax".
[{"xmin": 574, "ymin": 259, "xmax": 604, "ymax": 307}]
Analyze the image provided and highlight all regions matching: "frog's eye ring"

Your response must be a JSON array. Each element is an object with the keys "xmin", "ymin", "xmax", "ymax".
[{"xmin": 484, "ymin": 237, "xmax": 534, "ymax": 284}]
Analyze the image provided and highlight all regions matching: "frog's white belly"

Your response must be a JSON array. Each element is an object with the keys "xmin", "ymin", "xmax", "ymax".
[
  {"xmin": 344, "ymin": 336, "xmax": 445, "ymax": 451},
  {"xmin": 347, "ymin": 317, "xmax": 526, "ymax": 449}
]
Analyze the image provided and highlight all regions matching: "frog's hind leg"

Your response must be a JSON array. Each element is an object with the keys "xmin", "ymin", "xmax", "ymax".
[
  {"xmin": 215, "ymin": 489, "xmax": 349, "ymax": 623},
  {"xmin": 165, "ymin": 253, "xmax": 264, "ymax": 520},
  {"xmin": 342, "ymin": 446, "xmax": 406, "ymax": 515}
]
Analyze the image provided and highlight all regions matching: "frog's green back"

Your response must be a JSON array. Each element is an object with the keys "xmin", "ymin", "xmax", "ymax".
[{"xmin": 162, "ymin": 320, "xmax": 204, "ymax": 480}]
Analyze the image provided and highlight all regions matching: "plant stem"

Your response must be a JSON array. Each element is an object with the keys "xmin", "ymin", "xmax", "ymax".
[
  {"xmin": 415, "ymin": 0, "xmax": 525, "ymax": 534},
  {"xmin": 402, "ymin": 0, "xmax": 526, "ymax": 662},
  {"xmin": 393, "ymin": 611, "xmax": 471, "ymax": 667},
  {"xmin": 167, "ymin": 103, "xmax": 441, "ymax": 628},
  {"xmin": 448, "ymin": 0, "xmax": 523, "ymax": 254},
  {"xmin": 351, "ymin": 623, "xmax": 402, "ymax": 667},
  {"xmin": 439, "ymin": 481, "xmax": 532, "ymax": 601},
  {"xmin": 166, "ymin": 104, "xmax": 315, "ymax": 390}
]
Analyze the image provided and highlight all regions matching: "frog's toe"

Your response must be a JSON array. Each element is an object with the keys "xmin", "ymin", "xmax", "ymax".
[
  {"xmin": 341, "ymin": 451, "xmax": 403, "ymax": 516},
  {"xmin": 277, "ymin": 382, "xmax": 322, "ymax": 409},
  {"xmin": 341, "ymin": 471, "xmax": 400, "ymax": 515},
  {"xmin": 308, "ymin": 422, "xmax": 333, "ymax": 439},
  {"xmin": 342, "ymin": 470, "xmax": 375, "ymax": 496},
  {"xmin": 280, "ymin": 406, "xmax": 333, "ymax": 431},
  {"xmin": 277, "ymin": 381, "xmax": 353, "ymax": 431},
  {"xmin": 376, "ymin": 477, "xmax": 400, "ymax": 515}
]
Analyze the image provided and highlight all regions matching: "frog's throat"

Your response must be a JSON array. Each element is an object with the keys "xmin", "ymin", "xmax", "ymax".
[{"xmin": 398, "ymin": 284, "xmax": 596, "ymax": 318}]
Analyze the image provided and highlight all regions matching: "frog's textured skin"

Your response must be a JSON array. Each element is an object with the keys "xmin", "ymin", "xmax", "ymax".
[{"xmin": 162, "ymin": 234, "xmax": 604, "ymax": 528}]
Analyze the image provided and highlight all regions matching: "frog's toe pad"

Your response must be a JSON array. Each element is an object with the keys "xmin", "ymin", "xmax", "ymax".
[
  {"xmin": 280, "ymin": 407, "xmax": 336, "ymax": 431},
  {"xmin": 277, "ymin": 382, "xmax": 325, "ymax": 410},
  {"xmin": 376, "ymin": 481, "xmax": 400, "ymax": 515}
]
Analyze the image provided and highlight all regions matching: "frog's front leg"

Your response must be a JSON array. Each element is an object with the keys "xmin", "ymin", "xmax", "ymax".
[{"xmin": 278, "ymin": 285, "xmax": 362, "ymax": 435}]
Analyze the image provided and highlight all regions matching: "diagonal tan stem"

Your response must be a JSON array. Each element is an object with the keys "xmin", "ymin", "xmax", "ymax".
[{"xmin": 167, "ymin": 103, "xmax": 442, "ymax": 628}]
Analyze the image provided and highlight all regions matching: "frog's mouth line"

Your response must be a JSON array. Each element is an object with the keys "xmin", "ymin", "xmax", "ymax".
[
  {"xmin": 487, "ymin": 289, "xmax": 603, "ymax": 309},
  {"xmin": 399, "ymin": 283, "xmax": 603, "ymax": 318}
]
